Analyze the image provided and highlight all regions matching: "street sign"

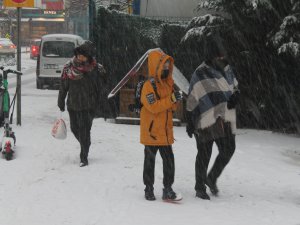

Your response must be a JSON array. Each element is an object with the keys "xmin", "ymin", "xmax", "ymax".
[{"xmin": 3, "ymin": 0, "xmax": 34, "ymax": 7}]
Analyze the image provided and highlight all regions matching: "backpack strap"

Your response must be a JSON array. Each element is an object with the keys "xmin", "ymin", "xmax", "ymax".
[{"xmin": 149, "ymin": 77, "xmax": 160, "ymax": 100}]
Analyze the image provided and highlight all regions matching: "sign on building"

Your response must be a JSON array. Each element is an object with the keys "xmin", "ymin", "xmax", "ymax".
[{"xmin": 3, "ymin": 0, "xmax": 34, "ymax": 7}]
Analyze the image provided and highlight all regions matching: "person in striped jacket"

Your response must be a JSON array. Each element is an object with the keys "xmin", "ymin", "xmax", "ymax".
[{"xmin": 186, "ymin": 34, "xmax": 240, "ymax": 200}]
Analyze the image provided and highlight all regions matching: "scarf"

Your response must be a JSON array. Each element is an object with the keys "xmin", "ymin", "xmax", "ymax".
[
  {"xmin": 186, "ymin": 62, "xmax": 238, "ymax": 133},
  {"xmin": 62, "ymin": 57, "xmax": 97, "ymax": 80}
]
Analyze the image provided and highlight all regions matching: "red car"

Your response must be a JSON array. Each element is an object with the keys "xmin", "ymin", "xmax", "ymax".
[{"xmin": 30, "ymin": 39, "xmax": 41, "ymax": 59}]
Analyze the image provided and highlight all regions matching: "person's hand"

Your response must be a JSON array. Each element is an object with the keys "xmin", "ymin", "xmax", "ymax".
[
  {"xmin": 59, "ymin": 105, "xmax": 65, "ymax": 112},
  {"xmin": 186, "ymin": 122, "xmax": 194, "ymax": 138},
  {"xmin": 171, "ymin": 91, "xmax": 183, "ymax": 103},
  {"xmin": 227, "ymin": 91, "xmax": 240, "ymax": 109}
]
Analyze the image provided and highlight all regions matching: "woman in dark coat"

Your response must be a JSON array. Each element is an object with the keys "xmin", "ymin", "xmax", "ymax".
[{"xmin": 58, "ymin": 41, "xmax": 106, "ymax": 167}]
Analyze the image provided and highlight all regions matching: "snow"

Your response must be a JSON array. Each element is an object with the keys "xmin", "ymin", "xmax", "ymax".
[
  {"xmin": 181, "ymin": 26, "xmax": 206, "ymax": 42},
  {"xmin": 269, "ymin": 13, "xmax": 300, "ymax": 49},
  {"xmin": 278, "ymin": 41, "xmax": 300, "ymax": 57},
  {"xmin": 182, "ymin": 14, "xmax": 226, "ymax": 42},
  {"xmin": 0, "ymin": 51, "xmax": 300, "ymax": 225},
  {"xmin": 280, "ymin": 15, "xmax": 298, "ymax": 30}
]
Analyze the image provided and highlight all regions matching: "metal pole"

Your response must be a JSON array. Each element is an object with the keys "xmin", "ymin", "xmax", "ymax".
[{"xmin": 16, "ymin": 7, "xmax": 21, "ymax": 126}]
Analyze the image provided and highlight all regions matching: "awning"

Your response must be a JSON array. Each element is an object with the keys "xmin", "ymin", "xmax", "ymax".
[{"xmin": 31, "ymin": 18, "xmax": 65, "ymax": 22}]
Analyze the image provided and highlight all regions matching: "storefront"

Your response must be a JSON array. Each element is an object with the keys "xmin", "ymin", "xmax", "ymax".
[{"xmin": 18, "ymin": 9, "xmax": 65, "ymax": 44}]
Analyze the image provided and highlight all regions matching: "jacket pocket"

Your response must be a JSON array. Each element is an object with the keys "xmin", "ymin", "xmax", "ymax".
[{"xmin": 149, "ymin": 120, "xmax": 157, "ymax": 140}]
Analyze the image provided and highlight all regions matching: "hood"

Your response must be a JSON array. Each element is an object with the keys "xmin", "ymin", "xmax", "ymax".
[{"xmin": 148, "ymin": 50, "xmax": 174, "ymax": 85}]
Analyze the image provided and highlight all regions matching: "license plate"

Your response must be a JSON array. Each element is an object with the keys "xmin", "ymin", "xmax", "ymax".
[{"xmin": 44, "ymin": 64, "xmax": 59, "ymax": 69}]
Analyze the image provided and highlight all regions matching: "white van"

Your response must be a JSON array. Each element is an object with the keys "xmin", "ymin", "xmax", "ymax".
[{"xmin": 36, "ymin": 34, "xmax": 84, "ymax": 89}]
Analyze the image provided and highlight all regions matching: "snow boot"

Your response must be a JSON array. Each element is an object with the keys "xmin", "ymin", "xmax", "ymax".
[
  {"xmin": 206, "ymin": 177, "xmax": 219, "ymax": 196},
  {"xmin": 196, "ymin": 190, "xmax": 210, "ymax": 200},
  {"xmin": 144, "ymin": 186, "xmax": 156, "ymax": 201},
  {"xmin": 162, "ymin": 187, "xmax": 177, "ymax": 201},
  {"xmin": 80, "ymin": 158, "xmax": 88, "ymax": 167}
]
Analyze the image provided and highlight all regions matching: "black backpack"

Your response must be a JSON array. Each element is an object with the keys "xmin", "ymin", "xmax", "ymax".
[{"xmin": 128, "ymin": 77, "xmax": 160, "ymax": 115}]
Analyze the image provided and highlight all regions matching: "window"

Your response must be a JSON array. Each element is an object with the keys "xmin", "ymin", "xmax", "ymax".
[{"xmin": 42, "ymin": 41, "xmax": 75, "ymax": 58}]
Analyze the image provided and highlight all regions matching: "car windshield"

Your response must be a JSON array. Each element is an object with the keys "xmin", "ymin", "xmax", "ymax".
[
  {"xmin": 0, "ymin": 40, "xmax": 13, "ymax": 45},
  {"xmin": 42, "ymin": 41, "xmax": 75, "ymax": 58}
]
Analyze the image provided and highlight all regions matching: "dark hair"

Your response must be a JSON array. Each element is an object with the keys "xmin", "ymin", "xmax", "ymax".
[
  {"xmin": 74, "ymin": 40, "xmax": 96, "ymax": 63},
  {"xmin": 202, "ymin": 30, "xmax": 227, "ymax": 61}
]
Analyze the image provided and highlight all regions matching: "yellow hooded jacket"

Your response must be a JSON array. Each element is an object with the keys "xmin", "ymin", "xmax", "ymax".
[{"xmin": 140, "ymin": 50, "xmax": 177, "ymax": 146}]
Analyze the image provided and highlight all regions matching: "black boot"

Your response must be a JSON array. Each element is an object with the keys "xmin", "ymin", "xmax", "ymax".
[
  {"xmin": 144, "ymin": 186, "xmax": 156, "ymax": 201},
  {"xmin": 162, "ymin": 187, "xmax": 177, "ymax": 200},
  {"xmin": 80, "ymin": 158, "xmax": 88, "ymax": 167},
  {"xmin": 206, "ymin": 177, "xmax": 219, "ymax": 196},
  {"xmin": 196, "ymin": 190, "xmax": 210, "ymax": 200}
]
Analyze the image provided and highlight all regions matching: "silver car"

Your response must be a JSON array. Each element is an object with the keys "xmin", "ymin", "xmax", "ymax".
[{"xmin": 0, "ymin": 38, "xmax": 16, "ymax": 58}]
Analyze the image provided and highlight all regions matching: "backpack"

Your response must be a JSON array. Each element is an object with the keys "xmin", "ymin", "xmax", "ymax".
[{"xmin": 128, "ymin": 77, "xmax": 160, "ymax": 115}]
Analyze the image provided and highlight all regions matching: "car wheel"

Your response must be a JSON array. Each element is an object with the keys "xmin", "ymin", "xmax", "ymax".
[{"xmin": 36, "ymin": 78, "xmax": 44, "ymax": 89}]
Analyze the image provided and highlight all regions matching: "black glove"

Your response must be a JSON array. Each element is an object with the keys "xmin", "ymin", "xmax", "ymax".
[
  {"xmin": 186, "ymin": 123, "xmax": 194, "ymax": 138},
  {"xmin": 227, "ymin": 91, "xmax": 240, "ymax": 109},
  {"xmin": 59, "ymin": 105, "xmax": 65, "ymax": 112},
  {"xmin": 185, "ymin": 111, "xmax": 194, "ymax": 138},
  {"xmin": 171, "ymin": 91, "xmax": 183, "ymax": 103}
]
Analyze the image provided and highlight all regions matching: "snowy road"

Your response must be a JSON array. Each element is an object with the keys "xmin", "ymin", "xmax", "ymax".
[{"xmin": 0, "ymin": 52, "xmax": 299, "ymax": 225}]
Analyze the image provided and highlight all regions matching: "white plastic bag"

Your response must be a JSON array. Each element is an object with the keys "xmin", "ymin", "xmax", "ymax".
[{"xmin": 51, "ymin": 118, "xmax": 67, "ymax": 140}]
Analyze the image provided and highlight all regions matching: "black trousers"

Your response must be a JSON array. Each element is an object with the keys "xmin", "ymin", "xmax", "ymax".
[
  {"xmin": 68, "ymin": 110, "xmax": 95, "ymax": 162},
  {"xmin": 194, "ymin": 128, "xmax": 235, "ymax": 192},
  {"xmin": 143, "ymin": 145, "xmax": 175, "ymax": 189}
]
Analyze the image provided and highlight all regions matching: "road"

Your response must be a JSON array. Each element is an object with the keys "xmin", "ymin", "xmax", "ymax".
[{"xmin": 3, "ymin": 50, "xmax": 39, "ymax": 90}]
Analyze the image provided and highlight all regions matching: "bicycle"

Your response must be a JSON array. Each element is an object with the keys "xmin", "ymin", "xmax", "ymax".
[{"xmin": 0, "ymin": 66, "xmax": 22, "ymax": 160}]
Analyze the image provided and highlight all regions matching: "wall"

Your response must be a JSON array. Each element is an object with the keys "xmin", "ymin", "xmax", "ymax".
[{"xmin": 139, "ymin": 0, "xmax": 200, "ymax": 18}]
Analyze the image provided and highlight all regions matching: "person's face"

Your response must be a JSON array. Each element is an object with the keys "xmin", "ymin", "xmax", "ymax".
[
  {"xmin": 212, "ymin": 56, "xmax": 229, "ymax": 71},
  {"xmin": 161, "ymin": 61, "xmax": 170, "ymax": 79},
  {"xmin": 77, "ymin": 54, "xmax": 88, "ymax": 63}
]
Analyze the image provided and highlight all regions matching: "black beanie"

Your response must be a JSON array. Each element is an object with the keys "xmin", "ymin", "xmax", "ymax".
[
  {"xmin": 74, "ymin": 41, "xmax": 96, "ymax": 60},
  {"xmin": 202, "ymin": 30, "xmax": 227, "ymax": 61}
]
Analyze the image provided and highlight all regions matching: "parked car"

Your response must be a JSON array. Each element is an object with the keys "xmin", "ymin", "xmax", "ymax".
[
  {"xmin": 30, "ymin": 39, "xmax": 41, "ymax": 59},
  {"xmin": 0, "ymin": 38, "xmax": 16, "ymax": 58},
  {"xmin": 36, "ymin": 34, "xmax": 84, "ymax": 89}
]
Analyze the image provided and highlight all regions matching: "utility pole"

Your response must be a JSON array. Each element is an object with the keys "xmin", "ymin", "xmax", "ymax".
[
  {"xmin": 3, "ymin": 0, "xmax": 35, "ymax": 126},
  {"xmin": 16, "ymin": 7, "xmax": 21, "ymax": 125}
]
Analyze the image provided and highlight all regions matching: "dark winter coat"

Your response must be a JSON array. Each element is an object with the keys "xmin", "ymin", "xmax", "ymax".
[{"xmin": 58, "ymin": 61, "xmax": 107, "ymax": 112}]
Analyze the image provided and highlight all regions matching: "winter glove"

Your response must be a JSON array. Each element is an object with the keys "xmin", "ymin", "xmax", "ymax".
[
  {"xmin": 227, "ymin": 90, "xmax": 240, "ymax": 109},
  {"xmin": 171, "ymin": 91, "xmax": 183, "ymax": 103},
  {"xmin": 58, "ymin": 105, "xmax": 65, "ymax": 112},
  {"xmin": 185, "ymin": 111, "xmax": 194, "ymax": 138},
  {"xmin": 186, "ymin": 122, "xmax": 194, "ymax": 138}
]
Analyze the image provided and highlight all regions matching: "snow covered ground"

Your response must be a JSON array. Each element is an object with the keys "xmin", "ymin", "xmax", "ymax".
[{"xmin": 0, "ymin": 52, "xmax": 300, "ymax": 225}]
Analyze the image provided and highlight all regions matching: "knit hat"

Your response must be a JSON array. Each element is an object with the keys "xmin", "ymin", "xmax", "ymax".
[
  {"xmin": 202, "ymin": 30, "xmax": 227, "ymax": 60},
  {"xmin": 74, "ymin": 40, "xmax": 96, "ymax": 59}
]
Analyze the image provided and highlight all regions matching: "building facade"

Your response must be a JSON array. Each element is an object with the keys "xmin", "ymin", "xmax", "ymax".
[
  {"xmin": 64, "ymin": 0, "xmax": 90, "ymax": 39},
  {"xmin": 0, "ymin": 0, "xmax": 65, "ymax": 44}
]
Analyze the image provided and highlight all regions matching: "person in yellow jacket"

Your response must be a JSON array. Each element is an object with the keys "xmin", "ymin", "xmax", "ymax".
[{"xmin": 140, "ymin": 50, "xmax": 183, "ymax": 201}]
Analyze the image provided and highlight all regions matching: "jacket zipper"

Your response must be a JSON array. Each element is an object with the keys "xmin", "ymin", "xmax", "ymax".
[{"xmin": 165, "ymin": 110, "xmax": 170, "ymax": 145}]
